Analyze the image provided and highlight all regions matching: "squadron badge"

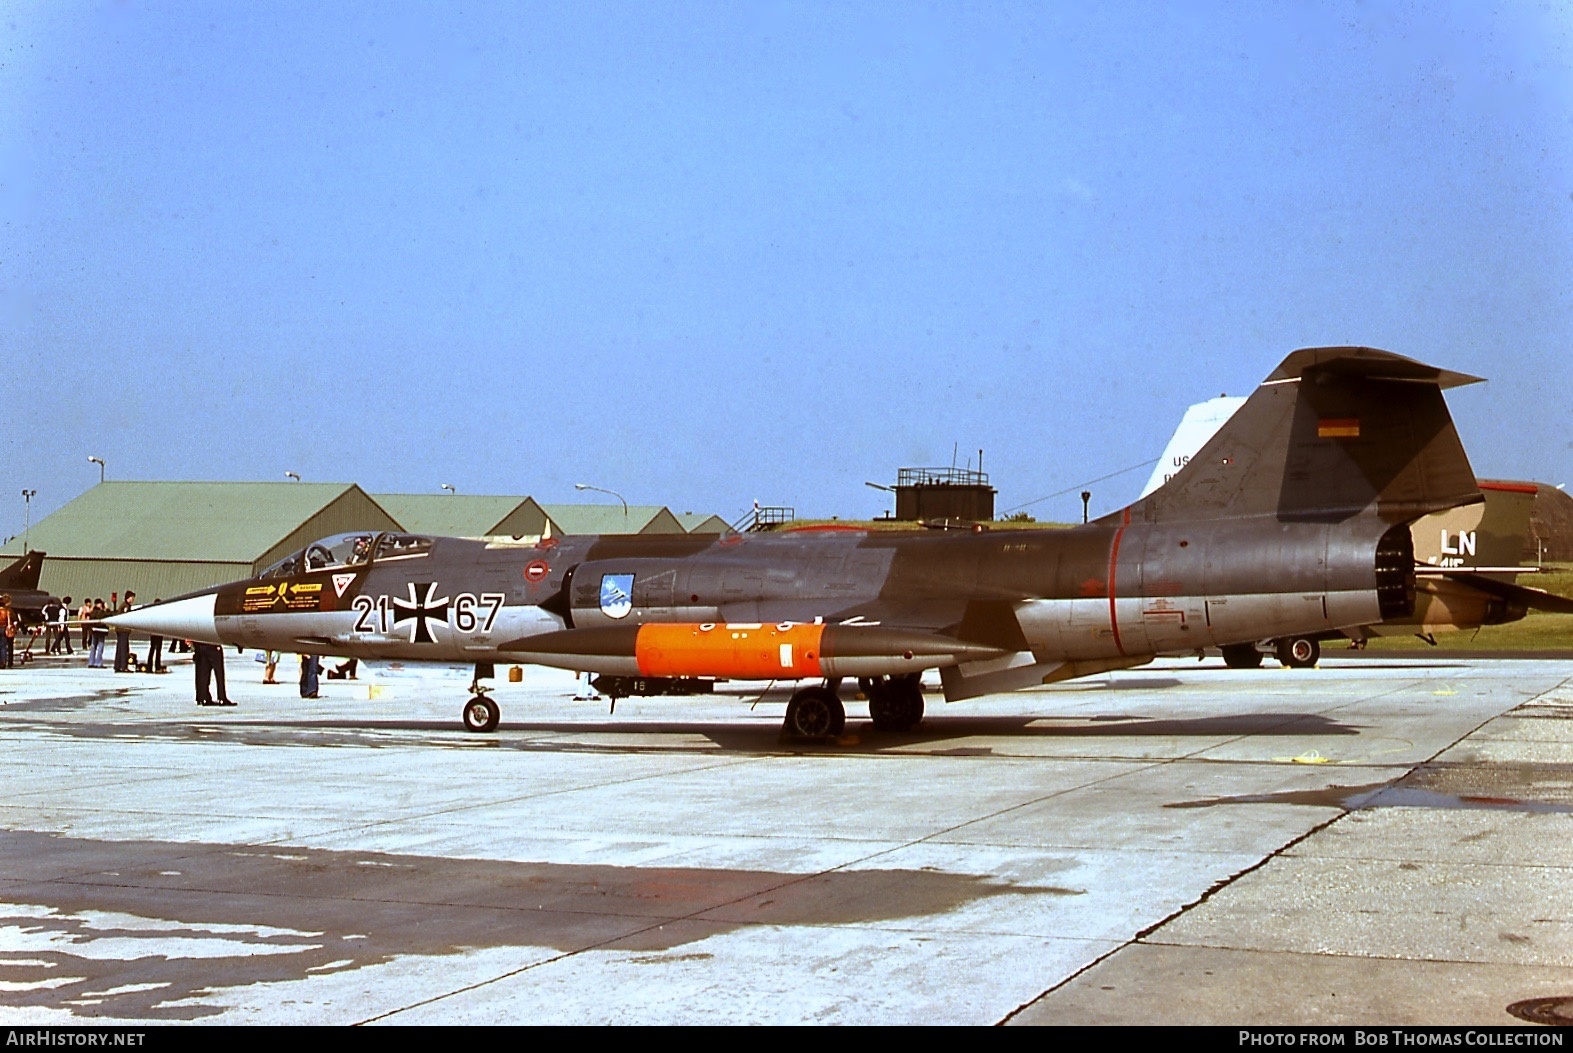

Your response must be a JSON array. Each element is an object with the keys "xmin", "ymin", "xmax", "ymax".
[{"xmin": 599, "ymin": 573, "xmax": 634, "ymax": 619}]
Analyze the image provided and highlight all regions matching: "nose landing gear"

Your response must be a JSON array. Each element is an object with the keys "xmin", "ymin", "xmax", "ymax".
[{"xmin": 462, "ymin": 662, "xmax": 500, "ymax": 733}]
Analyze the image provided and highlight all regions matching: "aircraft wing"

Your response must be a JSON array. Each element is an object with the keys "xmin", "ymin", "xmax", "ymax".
[{"xmin": 1434, "ymin": 571, "xmax": 1573, "ymax": 615}]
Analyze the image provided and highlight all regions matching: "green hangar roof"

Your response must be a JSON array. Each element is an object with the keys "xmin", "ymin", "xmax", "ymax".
[
  {"xmin": 1, "ymin": 482, "xmax": 401, "ymax": 569},
  {"xmin": 674, "ymin": 512, "xmax": 731, "ymax": 534},
  {"xmin": 371, "ymin": 494, "xmax": 539, "ymax": 538},
  {"xmin": 372, "ymin": 496, "xmax": 697, "ymax": 538},
  {"xmin": 1, "ymin": 482, "xmax": 723, "ymax": 601},
  {"xmin": 537, "ymin": 503, "xmax": 686, "ymax": 536}
]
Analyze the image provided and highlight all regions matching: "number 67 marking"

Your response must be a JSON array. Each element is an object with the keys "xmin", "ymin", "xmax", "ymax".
[{"xmin": 452, "ymin": 593, "xmax": 505, "ymax": 633}]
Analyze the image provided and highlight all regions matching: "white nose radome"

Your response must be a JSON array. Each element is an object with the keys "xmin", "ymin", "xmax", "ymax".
[{"xmin": 105, "ymin": 593, "xmax": 221, "ymax": 645}]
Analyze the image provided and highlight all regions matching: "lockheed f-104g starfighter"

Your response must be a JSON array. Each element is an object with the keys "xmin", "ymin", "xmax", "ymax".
[{"xmin": 110, "ymin": 346, "xmax": 1496, "ymax": 738}]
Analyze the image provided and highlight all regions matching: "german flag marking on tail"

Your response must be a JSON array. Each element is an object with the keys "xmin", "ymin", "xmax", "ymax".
[{"xmin": 1318, "ymin": 418, "xmax": 1360, "ymax": 438}]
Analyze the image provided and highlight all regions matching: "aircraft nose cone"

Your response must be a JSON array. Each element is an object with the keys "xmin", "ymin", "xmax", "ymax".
[{"xmin": 105, "ymin": 593, "xmax": 221, "ymax": 644}]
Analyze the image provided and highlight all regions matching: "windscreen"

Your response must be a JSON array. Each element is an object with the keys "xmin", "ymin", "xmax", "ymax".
[{"xmin": 300, "ymin": 533, "xmax": 378, "ymax": 571}]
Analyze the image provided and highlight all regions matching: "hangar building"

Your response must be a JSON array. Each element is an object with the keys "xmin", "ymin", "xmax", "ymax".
[
  {"xmin": 0, "ymin": 482, "xmax": 401, "ymax": 602},
  {"xmin": 2, "ymin": 484, "xmax": 719, "ymax": 601},
  {"xmin": 370, "ymin": 494, "xmax": 543, "ymax": 539},
  {"xmin": 371, "ymin": 496, "xmax": 689, "ymax": 538},
  {"xmin": 675, "ymin": 512, "xmax": 731, "ymax": 534}
]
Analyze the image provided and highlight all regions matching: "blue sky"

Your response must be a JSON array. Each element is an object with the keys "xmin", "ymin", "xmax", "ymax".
[{"xmin": 3, "ymin": 0, "xmax": 1570, "ymax": 537}]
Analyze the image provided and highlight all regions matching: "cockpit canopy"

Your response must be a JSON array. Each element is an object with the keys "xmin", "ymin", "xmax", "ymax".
[{"xmin": 257, "ymin": 532, "xmax": 434, "ymax": 578}]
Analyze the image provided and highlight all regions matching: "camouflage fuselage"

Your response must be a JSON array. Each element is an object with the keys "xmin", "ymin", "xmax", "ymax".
[{"xmin": 199, "ymin": 514, "xmax": 1407, "ymax": 697}]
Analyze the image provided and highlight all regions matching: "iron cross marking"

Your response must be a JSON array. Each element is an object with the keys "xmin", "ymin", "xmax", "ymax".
[{"xmin": 392, "ymin": 582, "xmax": 451, "ymax": 644}]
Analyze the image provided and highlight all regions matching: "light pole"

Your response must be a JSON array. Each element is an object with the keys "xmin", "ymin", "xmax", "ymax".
[
  {"xmin": 284, "ymin": 471, "xmax": 301, "ymax": 482},
  {"xmin": 574, "ymin": 483, "xmax": 628, "ymax": 518},
  {"xmin": 21, "ymin": 490, "xmax": 36, "ymax": 551},
  {"xmin": 441, "ymin": 483, "xmax": 455, "ymax": 494},
  {"xmin": 87, "ymin": 456, "xmax": 105, "ymax": 484}
]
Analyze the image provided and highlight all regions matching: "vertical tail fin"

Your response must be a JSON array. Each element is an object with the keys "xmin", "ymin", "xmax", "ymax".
[
  {"xmin": 0, "ymin": 551, "xmax": 45, "ymax": 591},
  {"xmin": 1122, "ymin": 347, "xmax": 1483, "ymax": 526}
]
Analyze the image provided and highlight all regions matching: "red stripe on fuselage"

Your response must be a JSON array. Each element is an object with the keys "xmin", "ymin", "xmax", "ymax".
[{"xmin": 1108, "ymin": 511, "xmax": 1130, "ymax": 656}]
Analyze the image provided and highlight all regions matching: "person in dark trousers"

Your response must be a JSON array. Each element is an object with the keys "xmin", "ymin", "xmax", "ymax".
[
  {"xmin": 54, "ymin": 597, "xmax": 73, "ymax": 655},
  {"xmin": 146, "ymin": 623, "xmax": 164, "ymax": 672},
  {"xmin": 194, "ymin": 642, "xmax": 234, "ymax": 706},
  {"xmin": 113, "ymin": 592, "xmax": 136, "ymax": 673},
  {"xmin": 143, "ymin": 599, "xmax": 165, "ymax": 672},
  {"xmin": 299, "ymin": 653, "xmax": 321, "ymax": 698},
  {"xmin": 41, "ymin": 599, "xmax": 59, "ymax": 655},
  {"xmin": 86, "ymin": 600, "xmax": 109, "ymax": 668}
]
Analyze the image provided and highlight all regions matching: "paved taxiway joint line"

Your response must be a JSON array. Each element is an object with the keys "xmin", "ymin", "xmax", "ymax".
[
  {"xmin": 988, "ymin": 700, "xmax": 1401, "ymax": 1024},
  {"xmin": 996, "ymin": 669, "xmax": 1573, "ymax": 1025},
  {"xmin": 994, "ymin": 806, "xmax": 1358, "ymax": 1027}
]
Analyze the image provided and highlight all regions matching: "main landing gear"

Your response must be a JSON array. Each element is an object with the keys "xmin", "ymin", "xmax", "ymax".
[
  {"xmin": 861, "ymin": 674, "xmax": 925, "ymax": 733},
  {"xmin": 462, "ymin": 662, "xmax": 500, "ymax": 733},
  {"xmin": 1220, "ymin": 643, "xmax": 1264, "ymax": 669},
  {"xmin": 1220, "ymin": 639, "xmax": 1320, "ymax": 670},
  {"xmin": 783, "ymin": 684, "xmax": 845, "ymax": 739},
  {"xmin": 781, "ymin": 674, "xmax": 927, "ymax": 740},
  {"xmin": 1274, "ymin": 636, "xmax": 1320, "ymax": 669}
]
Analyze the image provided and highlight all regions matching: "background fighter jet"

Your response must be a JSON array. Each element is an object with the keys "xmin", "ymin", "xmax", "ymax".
[
  {"xmin": 112, "ymin": 346, "xmax": 1493, "ymax": 738},
  {"xmin": 0, "ymin": 551, "xmax": 62, "ymax": 628}
]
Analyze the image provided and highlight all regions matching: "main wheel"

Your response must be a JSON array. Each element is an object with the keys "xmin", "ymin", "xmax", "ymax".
[
  {"xmin": 898, "ymin": 675, "xmax": 925, "ymax": 729},
  {"xmin": 1276, "ymin": 637, "xmax": 1320, "ymax": 669},
  {"xmin": 783, "ymin": 686, "xmax": 845, "ymax": 740},
  {"xmin": 866, "ymin": 677, "xmax": 898, "ymax": 731},
  {"xmin": 1221, "ymin": 643, "xmax": 1264, "ymax": 669},
  {"xmin": 869, "ymin": 673, "xmax": 924, "ymax": 732},
  {"xmin": 462, "ymin": 695, "xmax": 500, "ymax": 733}
]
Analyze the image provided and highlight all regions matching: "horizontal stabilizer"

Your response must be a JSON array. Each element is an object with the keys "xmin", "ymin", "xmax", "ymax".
[
  {"xmin": 1414, "ymin": 566, "xmax": 1535, "ymax": 577},
  {"xmin": 1439, "ymin": 572, "xmax": 1573, "ymax": 615}
]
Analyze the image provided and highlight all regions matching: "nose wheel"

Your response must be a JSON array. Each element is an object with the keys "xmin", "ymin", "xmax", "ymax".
[
  {"xmin": 462, "ymin": 694, "xmax": 499, "ymax": 733},
  {"xmin": 462, "ymin": 662, "xmax": 500, "ymax": 733},
  {"xmin": 783, "ymin": 685, "xmax": 846, "ymax": 740}
]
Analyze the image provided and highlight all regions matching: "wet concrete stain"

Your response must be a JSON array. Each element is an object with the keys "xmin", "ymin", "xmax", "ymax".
[
  {"xmin": 0, "ymin": 828, "xmax": 1072, "ymax": 1021},
  {"xmin": 0, "ymin": 689, "xmax": 135, "ymax": 714},
  {"xmin": 1165, "ymin": 763, "xmax": 1573, "ymax": 814}
]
